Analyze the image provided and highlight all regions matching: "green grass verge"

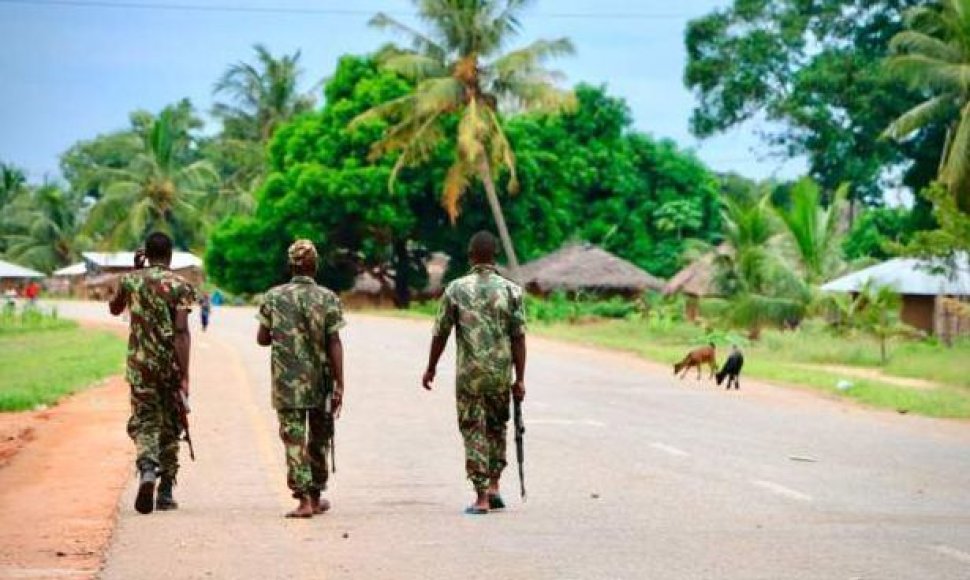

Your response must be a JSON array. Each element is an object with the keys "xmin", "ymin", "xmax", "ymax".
[
  {"xmin": 534, "ymin": 319, "xmax": 970, "ymax": 419},
  {"xmin": 0, "ymin": 323, "xmax": 126, "ymax": 412}
]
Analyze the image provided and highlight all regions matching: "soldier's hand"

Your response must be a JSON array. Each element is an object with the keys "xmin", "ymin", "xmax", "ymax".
[
  {"xmin": 512, "ymin": 379, "xmax": 526, "ymax": 402},
  {"xmin": 180, "ymin": 376, "xmax": 190, "ymax": 400},
  {"xmin": 422, "ymin": 368, "xmax": 436, "ymax": 390}
]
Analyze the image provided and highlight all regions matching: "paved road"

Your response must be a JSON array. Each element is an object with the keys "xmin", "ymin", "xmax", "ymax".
[{"xmin": 54, "ymin": 301, "xmax": 970, "ymax": 579}]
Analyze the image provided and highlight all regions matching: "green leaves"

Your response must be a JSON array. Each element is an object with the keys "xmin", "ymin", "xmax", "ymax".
[{"xmin": 883, "ymin": 0, "xmax": 970, "ymax": 211}]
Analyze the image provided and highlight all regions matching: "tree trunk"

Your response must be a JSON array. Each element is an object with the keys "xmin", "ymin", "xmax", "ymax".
[
  {"xmin": 880, "ymin": 334, "xmax": 887, "ymax": 365},
  {"xmin": 392, "ymin": 239, "xmax": 411, "ymax": 309},
  {"xmin": 478, "ymin": 158, "xmax": 521, "ymax": 279}
]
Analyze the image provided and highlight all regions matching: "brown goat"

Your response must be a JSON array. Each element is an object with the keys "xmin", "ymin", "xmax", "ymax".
[{"xmin": 673, "ymin": 343, "xmax": 717, "ymax": 380}]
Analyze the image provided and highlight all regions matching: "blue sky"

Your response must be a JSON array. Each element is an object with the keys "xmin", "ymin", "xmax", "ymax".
[{"xmin": 0, "ymin": 0, "xmax": 806, "ymax": 182}]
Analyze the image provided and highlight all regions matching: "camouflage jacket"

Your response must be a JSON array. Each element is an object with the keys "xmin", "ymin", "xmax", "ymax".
[
  {"xmin": 257, "ymin": 276, "xmax": 345, "ymax": 410},
  {"xmin": 433, "ymin": 264, "xmax": 526, "ymax": 388},
  {"xmin": 120, "ymin": 266, "xmax": 197, "ymax": 385}
]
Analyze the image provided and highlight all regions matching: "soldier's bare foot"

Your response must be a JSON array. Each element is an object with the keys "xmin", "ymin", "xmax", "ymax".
[
  {"xmin": 311, "ymin": 496, "xmax": 331, "ymax": 515},
  {"xmin": 465, "ymin": 491, "xmax": 489, "ymax": 514},
  {"xmin": 285, "ymin": 497, "xmax": 314, "ymax": 518}
]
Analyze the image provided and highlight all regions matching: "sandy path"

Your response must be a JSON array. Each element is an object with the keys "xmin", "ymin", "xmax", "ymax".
[{"xmin": 0, "ymin": 376, "xmax": 131, "ymax": 579}]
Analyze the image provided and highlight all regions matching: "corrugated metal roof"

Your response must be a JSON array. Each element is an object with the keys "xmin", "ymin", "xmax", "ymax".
[
  {"xmin": 821, "ymin": 253, "xmax": 970, "ymax": 296},
  {"xmin": 82, "ymin": 251, "xmax": 203, "ymax": 270},
  {"xmin": 0, "ymin": 259, "xmax": 45, "ymax": 279},
  {"xmin": 53, "ymin": 262, "xmax": 87, "ymax": 277}
]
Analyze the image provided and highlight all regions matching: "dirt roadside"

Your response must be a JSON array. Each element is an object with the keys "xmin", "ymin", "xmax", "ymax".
[{"xmin": 0, "ymin": 323, "xmax": 132, "ymax": 580}]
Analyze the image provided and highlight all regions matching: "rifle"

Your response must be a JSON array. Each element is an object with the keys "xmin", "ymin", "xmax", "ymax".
[
  {"xmin": 325, "ymin": 391, "xmax": 336, "ymax": 474},
  {"xmin": 175, "ymin": 388, "xmax": 195, "ymax": 461},
  {"xmin": 513, "ymin": 397, "xmax": 526, "ymax": 501}
]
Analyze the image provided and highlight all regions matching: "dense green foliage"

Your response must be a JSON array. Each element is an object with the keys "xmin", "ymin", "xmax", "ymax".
[
  {"xmin": 685, "ymin": 0, "xmax": 940, "ymax": 207},
  {"xmin": 356, "ymin": 1, "xmax": 577, "ymax": 271},
  {"xmin": 205, "ymin": 56, "xmax": 723, "ymax": 297},
  {"xmin": 883, "ymin": 0, "xmax": 970, "ymax": 212}
]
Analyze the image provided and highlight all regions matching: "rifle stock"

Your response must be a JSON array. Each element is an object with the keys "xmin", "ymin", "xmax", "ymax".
[{"xmin": 177, "ymin": 390, "xmax": 195, "ymax": 461}]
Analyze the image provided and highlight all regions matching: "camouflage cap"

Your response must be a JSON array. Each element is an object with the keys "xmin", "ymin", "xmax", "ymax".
[{"xmin": 288, "ymin": 239, "xmax": 318, "ymax": 267}]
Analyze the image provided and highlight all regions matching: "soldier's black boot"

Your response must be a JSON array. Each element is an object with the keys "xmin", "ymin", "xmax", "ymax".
[
  {"xmin": 156, "ymin": 477, "xmax": 178, "ymax": 511},
  {"xmin": 135, "ymin": 465, "xmax": 157, "ymax": 515}
]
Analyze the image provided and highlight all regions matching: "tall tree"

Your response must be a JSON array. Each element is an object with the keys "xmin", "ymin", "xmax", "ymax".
[
  {"xmin": 684, "ymin": 0, "xmax": 935, "ymax": 208},
  {"xmin": 213, "ymin": 44, "xmax": 315, "ymax": 144},
  {"xmin": 87, "ymin": 107, "xmax": 217, "ymax": 249},
  {"xmin": 353, "ymin": 0, "xmax": 575, "ymax": 273},
  {"xmin": 211, "ymin": 44, "xmax": 315, "ymax": 213},
  {"xmin": 883, "ymin": 0, "xmax": 970, "ymax": 212}
]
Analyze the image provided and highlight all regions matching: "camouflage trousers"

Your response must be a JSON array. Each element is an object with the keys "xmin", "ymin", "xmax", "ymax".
[
  {"xmin": 277, "ymin": 408, "xmax": 333, "ymax": 497},
  {"xmin": 127, "ymin": 378, "xmax": 181, "ymax": 478},
  {"xmin": 456, "ymin": 382, "xmax": 510, "ymax": 492}
]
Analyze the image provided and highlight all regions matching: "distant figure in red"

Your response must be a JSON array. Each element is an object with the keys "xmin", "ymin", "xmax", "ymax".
[{"xmin": 24, "ymin": 281, "xmax": 40, "ymax": 304}]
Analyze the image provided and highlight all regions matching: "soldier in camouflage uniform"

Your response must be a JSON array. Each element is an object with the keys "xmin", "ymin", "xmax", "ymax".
[
  {"xmin": 257, "ymin": 240, "xmax": 346, "ymax": 518},
  {"xmin": 423, "ymin": 231, "xmax": 527, "ymax": 515},
  {"xmin": 109, "ymin": 232, "xmax": 197, "ymax": 515}
]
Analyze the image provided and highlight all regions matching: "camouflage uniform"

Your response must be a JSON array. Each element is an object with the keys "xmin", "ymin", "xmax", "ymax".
[
  {"xmin": 257, "ymin": 241, "xmax": 345, "ymax": 498},
  {"xmin": 120, "ymin": 266, "xmax": 197, "ymax": 478},
  {"xmin": 433, "ymin": 264, "xmax": 526, "ymax": 492}
]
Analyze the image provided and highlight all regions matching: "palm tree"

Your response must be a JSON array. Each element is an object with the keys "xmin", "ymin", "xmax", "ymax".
[
  {"xmin": 353, "ymin": 0, "xmax": 575, "ymax": 273},
  {"xmin": 87, "ymin": 109, "xmax": 218, "ymax": 248},
  {"xmin": 773, "ymin": 178, "xmax": 847, "ymax": 284},
  {"xmin": 5, "ymin": 183, "xmax": 88, "ymax": 272},
  {"xmin": 715, "ymin": 193, "xmax": 778, "ymax": 296},
  {"xmin": 213, "ymin": 44, "xmax": 315, "ymax": 144},
  {"xmin": 883, "ymin": 0, "xmax": 970, "ymax": 212},
  {"xmin": 715, "ymin": 193, "xmax": 809, "ymax": 337}
]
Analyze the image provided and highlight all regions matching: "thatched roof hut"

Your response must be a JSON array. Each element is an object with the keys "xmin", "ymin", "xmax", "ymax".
[
  {"xmin": 663, "ymin": 243, "xmax": 731, "ymax": 298},
  {"xmin": 517, "ymin": 243, "xmax": 664, "ymax": 296}
]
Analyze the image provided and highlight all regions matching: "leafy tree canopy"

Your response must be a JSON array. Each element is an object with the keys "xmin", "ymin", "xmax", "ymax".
[
  {"xmin": 207, "ymin": 56, "xmax": 724, "ymax": 297},
  {"xmin": 685, "ymin": 0, "xmax": 941, "ymax": 206}
]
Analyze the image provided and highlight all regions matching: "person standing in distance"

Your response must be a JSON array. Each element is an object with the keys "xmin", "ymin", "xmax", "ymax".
[
  {"xmin": 423, "ymin": 231, "xmax": 527, "ymax": 514},
  {"xmin": 109, "ymin": 232, "xmax": 197, "ymax": 514},
  {"xmin": 257, "ymin": 240, "xmax": 346, "ymax": 518}
]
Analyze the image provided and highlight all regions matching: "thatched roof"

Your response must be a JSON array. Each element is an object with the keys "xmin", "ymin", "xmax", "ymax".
[
  {"xmin": 518, "ymin": 243, "xmax": 664, "ymax": 294},
  {"xmin": 663, "ymin": 243, "xmax": 731, "ymax": 297}
]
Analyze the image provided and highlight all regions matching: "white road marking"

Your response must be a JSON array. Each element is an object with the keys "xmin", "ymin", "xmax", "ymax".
[
  {"xmin": 931, "ymin": 544, "xmax": 970, "ymax": 565},
  {"xmin": 650, "ymin": 442, "xmax": 689, "ymax": 457},
  {"xmin": 751, "ymin": 479, "xmax": 812, "ymax": 502}
]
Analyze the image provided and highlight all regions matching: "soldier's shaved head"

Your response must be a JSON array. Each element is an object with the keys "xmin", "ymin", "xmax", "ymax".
[
  {"xmin": 468, "ymin": 231, "xmax": 498, "ymax": 264},
  {"xmin": 144, "ymin": 232, "xmax": 173, "ymax": 264}
]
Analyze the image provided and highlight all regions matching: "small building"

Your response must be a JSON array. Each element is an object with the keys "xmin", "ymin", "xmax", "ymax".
[
  {"xmin": 516, "ymin": 243, "xmax": 665, "ymax": 297},
  {"xmin": 48, "ymin": 252, "xmax": 205, "ymax": 299},
  {"xmin": 0, "ymin": 259, "xmax": 45, "ymax": 293},
  {"xmin": 663, "ymin": 244, "xmax": 730, "ymax": 320},
  {"xmin": 49, "ymin": 262, "xmax": 87, "ymax": 296},
  {"xmin": 821, "ymin": 253, "xmax": 970, "ymax": 336}
]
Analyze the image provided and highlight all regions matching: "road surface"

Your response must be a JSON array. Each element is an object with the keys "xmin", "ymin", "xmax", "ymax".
[{"xmin": 53, "ymin": 301, "xmax": 970, "ymax": 579}]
